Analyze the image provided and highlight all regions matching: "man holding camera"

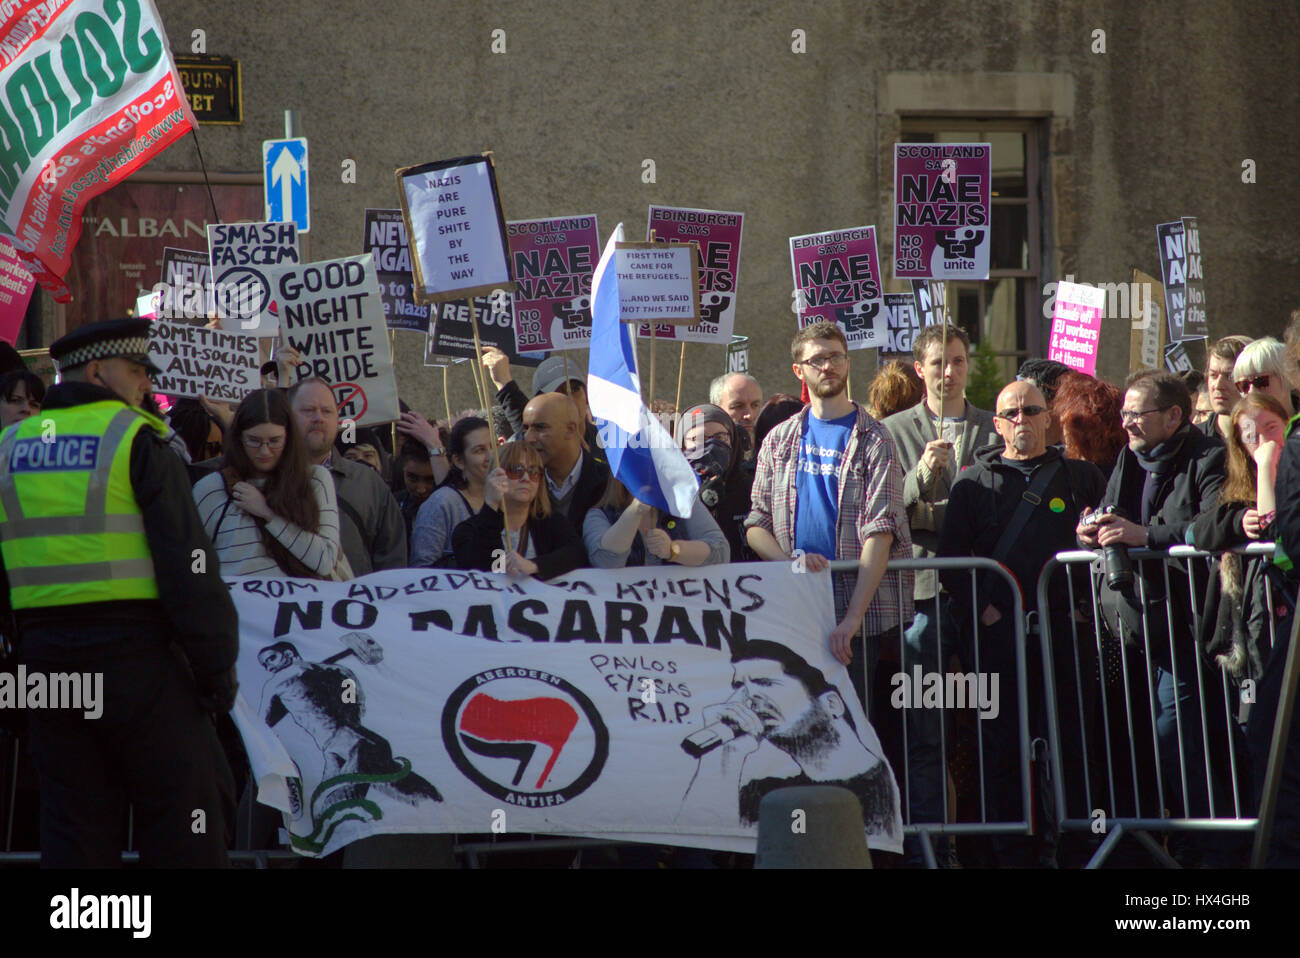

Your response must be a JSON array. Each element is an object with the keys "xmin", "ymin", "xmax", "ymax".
[
  {"xmin": 1077, "ymin": 370, "xmax": 1226, "ymax": 855},
  {"xmin": 938, "ymin": 379, "xmax": 1104, "ymax": 864}
]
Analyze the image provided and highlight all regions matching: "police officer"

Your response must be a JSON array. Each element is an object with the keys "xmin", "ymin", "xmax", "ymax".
[{"xmin": 0, "ymin": 319, "xmax": 239, "ymax": 867}]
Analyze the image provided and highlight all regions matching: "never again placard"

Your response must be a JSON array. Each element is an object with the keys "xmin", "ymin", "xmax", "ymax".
[
  {"xmin": 147, "ymin": 320, "xmax": 258, "ymax": 402},
  {"xmin": 228, "ymin": 564, "xmax": 904, "ymax": 858},
  {"xmin": 274, "ymin": 255, "xmax": 398, "ymax": 426}
]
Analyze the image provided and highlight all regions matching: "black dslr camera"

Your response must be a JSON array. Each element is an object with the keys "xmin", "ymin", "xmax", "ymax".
[{"xmin": 1082, "ymin": 505, "xmax": 1135, "ymax": 589}]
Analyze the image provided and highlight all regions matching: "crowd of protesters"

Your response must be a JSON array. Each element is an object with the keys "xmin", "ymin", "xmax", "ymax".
[{"xmin": 7, "ymin": 308, "xmax": 1300, "ymax": 870}]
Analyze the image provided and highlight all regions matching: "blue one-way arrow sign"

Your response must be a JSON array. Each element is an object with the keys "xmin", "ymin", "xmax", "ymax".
[{"xmin": 263, "ymin": 137, "xmax": 310, "ymax": 232}]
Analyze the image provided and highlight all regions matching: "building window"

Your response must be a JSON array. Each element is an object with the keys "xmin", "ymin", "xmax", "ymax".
[{"xmin": 898, "ymin": 120, "xmax": 1043, "ymax": 382}]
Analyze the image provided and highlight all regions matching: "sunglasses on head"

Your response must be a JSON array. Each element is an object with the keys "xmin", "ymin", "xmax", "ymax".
[
  {"xmin": 996, "ymin": 404, "xmax": 1046, "ymax": 422},
  {"xmin": 1235, "ymin": 374, "xmax": 1271, "ymax": 393},
  {"xmin": 505, "ymin": 464, "xmax": 541, "ymax": 480}
]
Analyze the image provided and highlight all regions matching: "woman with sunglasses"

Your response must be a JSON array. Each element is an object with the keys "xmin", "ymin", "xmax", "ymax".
[
  {"xmin": 452, "ymin": 440, "xmax": 585, "ymax": 579},
  {"xmin": 411, "ymin": 415, "xmax": 492, "ymax": 568},
  {"xmin": 1232, "ymin": 338, "xmax": 1300, "ymax": 419},
  {"xmin": 192, "ymin": 388, "xmax": 343, "ymax": 578}
]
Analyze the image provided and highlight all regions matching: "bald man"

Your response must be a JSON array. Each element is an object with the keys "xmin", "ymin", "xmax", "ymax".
[
  {"xmin": 711, "ymin": 373, "xmax": 763, "ymax": 445},
  {"xmin": 522, "ymin": 391, "xmax": 610, "ymax": 531},
  {"xmin": 936, "ymin": 379, "xmax": 1105, "ymax": 865}
]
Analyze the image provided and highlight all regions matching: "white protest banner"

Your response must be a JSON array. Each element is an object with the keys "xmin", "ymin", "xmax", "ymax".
[
  {"xmin": 396, "ymin": 154, "xmax": 513, "ymax": 304},
  {"xmin": 0, "ymin": 0, "xmax": 196, "ymax": 300},
  {"xmin": 208, "ymin": 221, "xmax": 300, "ymax": 336},
  {"xmin": 1047, "ymin": 281, "xmax": 1105, "ymax": 376},
  {"xmin": 638, "ymin": 206, "xmax": 744, "ymax": 345},
  {"xmin": 790, "ymin": 226, "xmax": 887, "ymax": 350},
  {"xmin": 229, "ymin": 564, "xmax": 903, "ymax": 858},
  {"xmin": 274, "ymin": 254, "xmax": 398, "ymax": 427},
  {"xmin": 894, "ymin": 143, "xmax": 991, "ymax": 280},
  {"xmin": 147, "ymin": 320, "xmax": 258, "ymax": 403},
  {"xmin": 615, "ymin": 243, "xmax": 700, "ymax": 324}
]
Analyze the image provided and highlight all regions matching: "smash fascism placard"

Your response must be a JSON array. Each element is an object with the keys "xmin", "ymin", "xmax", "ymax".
[
  {"xmin": 208, "ymin": 221, "xmax": 300, "ymax": 336},
  {"xmin": 228, "ymin": 565, "xmax": 904, "ymax": 858}
]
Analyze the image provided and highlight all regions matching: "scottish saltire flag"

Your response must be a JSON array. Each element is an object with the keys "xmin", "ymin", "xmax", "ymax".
[{"xmin": 587, "ymin": 224, "xmax": 698, "ymax": 518}]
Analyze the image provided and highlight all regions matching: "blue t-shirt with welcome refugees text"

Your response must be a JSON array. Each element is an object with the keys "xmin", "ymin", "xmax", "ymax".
[{"xmin": 794, "ymin": 409, "xmax": 857, "ymax": 559}]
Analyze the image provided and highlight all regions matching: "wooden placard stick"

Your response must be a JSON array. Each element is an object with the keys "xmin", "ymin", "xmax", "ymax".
[
  {"xmin": 674, "ymin": 342, "xmax": 687, "ymax": 418},
  {"xmin": 467, "ymin": 298, "xmax": 501, "ymax": 472}
]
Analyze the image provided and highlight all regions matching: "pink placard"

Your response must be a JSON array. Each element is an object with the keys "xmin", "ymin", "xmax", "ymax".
[
  {"xmin": 1048, "ymin": 280, "xmax": 1106, "ymax": 376},
  {"xmin": 0, "ymin": 237, "xmax": 36, "ymax": 345}
]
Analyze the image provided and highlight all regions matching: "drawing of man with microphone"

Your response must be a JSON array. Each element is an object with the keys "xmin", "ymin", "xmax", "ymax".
[{"xmin": 680, "ymin": 640, "xmax": 899, "ymax": 836}]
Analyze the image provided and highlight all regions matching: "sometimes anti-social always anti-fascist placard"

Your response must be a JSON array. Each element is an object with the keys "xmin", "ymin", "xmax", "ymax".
[
  {"xmin": 396, "ymin": 154, "xmax": 514, "ymax": 304},
  {"xmin": 427, "ymin": 295, "xmax": 542, "ymax": 368},
  {"xmin": 208, "ymin": 221, "xmax": 300, "ymax": 336},
  {"xmin": 509, "ymin": 215, "xmax": 599, "ymax": 354},
  {"xmin": 273, "ymin": 255, "xmax": 398, "ymax": 426},
  {"xmin": 1047, "ymin": 281, "xmax": 1105, "ymax": 376},
  {"xmin": 894, "ymin": 143, "xmax": 991, "ymax": 281},
  {"xmin": 152, "ymin": 247, "xmax": 212, "ymax": 324},
  {"xmin": 615, "ymin": 243, "xmax": 700, "ymax": 324},
  {"xmin": 362, "ymin": 209, "xmax": 430, "ymax": 333},
  {"xmin": 227, "ymin": 564, "xmax": 904, "ymax": 858},
  {"xmin": 638, "ymin": 207, "xmax": 744, "ymax": 346},
  {"xmin": 790, "ymin": 226, "xmax": 887, "ymax": 350},
  {"xmin": 0, "ymin": 0, "xmax": 197, "ymax": 300},
  {"xmin": 147, "ymin": 321, "xmax": 258, "ymax": 403},
  {"xmin": 1181, "ymin": 217, "xmax": 1207, "ymax": 340}
]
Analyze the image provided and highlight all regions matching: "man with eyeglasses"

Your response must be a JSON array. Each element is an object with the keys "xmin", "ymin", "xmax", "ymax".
[
  {"xmin": 746, "ymin": 321, "xmax": 913, "ymax": 721},
  {"xmin": 0, "ymin": 318, "xmax": 239, "ymax": 865},
  {"xmin": 939, "ymin": 378, "xmax": 1105, "ymax": 865},
  {"xmin": 1077, "ymin": 369, "xmax": 1229, "ymax": 862}
]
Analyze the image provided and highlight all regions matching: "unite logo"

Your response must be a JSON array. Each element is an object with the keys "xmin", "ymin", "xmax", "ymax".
[{"xmin": 442, "ymin": 668, "xmax": 609, "ymax": 807}]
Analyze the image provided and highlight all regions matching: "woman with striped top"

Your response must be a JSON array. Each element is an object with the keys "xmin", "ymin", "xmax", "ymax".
[{"xmin": 192, "ymin": 388, "xmax": 343, "ymax": 579}]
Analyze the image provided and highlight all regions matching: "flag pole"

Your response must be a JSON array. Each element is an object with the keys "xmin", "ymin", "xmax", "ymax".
[
  {"xmin": 467, "ymin": 299, "xmax": 501, "ymax": 471},
  {"xmin": 388, "ymin": 328, "xmax": 398, "ymax": 454},
  {"xmin": 674, "ymin": 341, "xmax": 686, "ymax": 417},
  {"xmin": 648, "ymin": 331, "xmax": 658, "ymax": 410},
  {"xmin": 442, "ymin": 364, "xmax": 452, "ymax": 428}
]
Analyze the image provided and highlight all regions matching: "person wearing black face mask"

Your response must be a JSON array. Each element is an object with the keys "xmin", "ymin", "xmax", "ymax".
[{"xmin": 677, "ymin": 403, "xmax": 755, "ymax": 562}]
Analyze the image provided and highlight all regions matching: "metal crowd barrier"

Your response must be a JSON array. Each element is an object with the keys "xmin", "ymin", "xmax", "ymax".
[
  {"xmin": 1, "ymin": 556, "xmax": 1030, "ymax": 868},
  {"xmin": 1037, "ymin": 543, "xmax": 1281, "ymax": 868}
]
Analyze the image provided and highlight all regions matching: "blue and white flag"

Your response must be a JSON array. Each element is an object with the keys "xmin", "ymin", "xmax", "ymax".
[{"xmin": 587, "ymin": 224, "xmax": 698, "ymax": 518}]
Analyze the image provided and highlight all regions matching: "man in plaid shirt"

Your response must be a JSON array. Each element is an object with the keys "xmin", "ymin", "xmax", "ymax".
[{"xmin": 745, "ymin": 322, "xmax": 914, "ymax": 713}]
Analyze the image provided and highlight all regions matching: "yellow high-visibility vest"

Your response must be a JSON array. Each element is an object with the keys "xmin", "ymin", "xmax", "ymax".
[{"xmin": 0, "ymin": 400, "xmax": 166, "ymax": 609}]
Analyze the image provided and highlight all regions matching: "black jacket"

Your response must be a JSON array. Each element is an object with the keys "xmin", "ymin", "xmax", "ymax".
[
  {"xmin": 554, "ymin": 447, "xmax": 611, "ymax": 533},
  {"xmin": 1097, "ymin": 423, "xmax": 1225, "ymax": 654},
  {"xmin": 1, "ymin": 382, "xmax": 239, "ymax": 680},
  {"xmin": 1275, "ymin": 423, "xmax": 1300, "ymax": 566},
  {"xmin": 1190, "ymin": 501, "xmax": 1276, "ymax": 679},
  {"xmin": 452, "ymin": 504, "xmax": 586, "ymax": 580},
  {"xmin": 939, "ymin": 445, "xmax": 1106, "ymax": 626}
]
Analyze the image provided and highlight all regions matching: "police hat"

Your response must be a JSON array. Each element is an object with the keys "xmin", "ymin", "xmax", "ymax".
[{"xmin": 49, "ymin": 318, "xmax": 163, "ymax": 378}]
